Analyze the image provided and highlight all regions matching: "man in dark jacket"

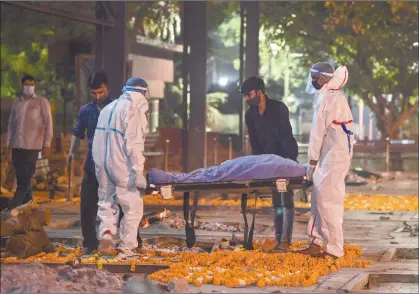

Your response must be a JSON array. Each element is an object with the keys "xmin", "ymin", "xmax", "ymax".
[
  {"xmin": 242, "ymin": 76, "xmax": 298, "ymax": 252},
  {"xmin": 67, "ymin": 71, "xmax": 113, "ymax": 254}
]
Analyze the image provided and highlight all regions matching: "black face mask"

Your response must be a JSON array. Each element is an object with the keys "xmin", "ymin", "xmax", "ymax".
[
  {"xmin": 312, "ymin": 80, "xmax": 323, "ymax": 90},
  {"xmin": 247, "ymin": 94, "xmax": 261, "ymax": 108}
]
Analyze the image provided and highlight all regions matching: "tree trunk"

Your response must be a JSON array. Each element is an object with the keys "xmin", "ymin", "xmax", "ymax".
[
  {"xmin": 6, "ymin": 229, "xmax": 54, "ymax": 259},
  {"xmin": 1, "ymin": 208, "xmax": 51, "ymax": 237}
]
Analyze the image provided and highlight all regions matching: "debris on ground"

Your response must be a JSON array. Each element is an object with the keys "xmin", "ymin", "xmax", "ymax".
[
  {"xmin": 345, "ymin": 171, "xmax": 368, "ymax": 186},
  {"xmin": 141, "ymin": 210, "xmax": 242, "ymax": 232},
  {"xmin": 141, "ymin": 243, "xmax": 207, "ymax": 253},
  {"xmin": 0, "ymin": 263, "xmax": 124, "ymax": 293},
  {"xmin": 394, "ymin": 221, "xmax": 419, "ymax": 237},
  {"xmin": 351, "ymin": 168, "xmax": 382, "ymax": 181}
]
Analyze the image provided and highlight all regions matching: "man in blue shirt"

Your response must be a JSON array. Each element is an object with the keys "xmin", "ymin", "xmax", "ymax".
[{"xmin": 67, "ymin": 71, "xmax": 113, "ymax": 254}]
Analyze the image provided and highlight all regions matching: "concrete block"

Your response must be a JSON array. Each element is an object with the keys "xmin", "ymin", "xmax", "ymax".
[
  {"xmin": 123, "ymin": 278, "xmax": 165, "ymax": 293},
  {"xmin": 168, "ymin": 279, "xmax": 189, "ymax": 292}
]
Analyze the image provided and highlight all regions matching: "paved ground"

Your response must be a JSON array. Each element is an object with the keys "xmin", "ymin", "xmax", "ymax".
[
  {"xmin": 2, "ymin": 171, "xmax": 418, "ymax": 293},
  {"xmin": 346, "ymin": 171, "xmax": 418, "ymax": 196},
  {"xmin": 37, "ymin": 196, "xmax": 419, "ymax": 293}
]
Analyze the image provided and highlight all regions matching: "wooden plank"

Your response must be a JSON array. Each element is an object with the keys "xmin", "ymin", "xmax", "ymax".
[
  {"xmin": 379, "ymin": 248, "xmax": 396, "ymax": 262},
  {"xmin": 341, "ymin": 273, "xmax": 370, "ymax": 291}
]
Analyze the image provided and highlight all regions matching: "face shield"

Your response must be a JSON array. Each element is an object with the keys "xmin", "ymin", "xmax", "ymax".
[
  {"xmin": 122, "ymin": 86, "xmax": 150, "ymax": 100},
  {"xmin": 305, "ymin": 68, "xmax": 335, "ymax": 94}
]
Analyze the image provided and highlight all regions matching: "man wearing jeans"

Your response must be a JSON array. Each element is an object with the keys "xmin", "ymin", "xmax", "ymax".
[
  {"xmin": 67, "ymin": 71, "xmax": 113, "ymax": 254},
  {"xmin": 241, "ymin": 76, "xmax": 299, "ymax": 252},
  {"xmin": 7, "ymin": 74, "xmax": 53, "ymax": 209}
]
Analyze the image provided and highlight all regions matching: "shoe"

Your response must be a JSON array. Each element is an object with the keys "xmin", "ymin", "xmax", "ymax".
[
  {"xmin": 261, "ymin": 238, "xmax": 278, "ymax": 253},
  {"xmin": 318, "ymin": 251, "xmax": 339, "ymax": 260},
  {"xmin": 297, "ymin": 244, "xmax": 322, "ymax": 257},
  {"xmin": 271, "ymin": 241, "xmax": 291, "ymax": 253},
  {"xmin": 116, "ymin": 249, "xmax": 140, "ymax": 260},
  {"xmin": 98, "ymin": 231, "xmax": 114, "ymax": 255},
  {"xmin": 268, "ymin": 241, "xmax": 291, "ymax": 253},
  {"xmin": 83, "ymin": 246, "xmax": 97, "ymax": 255}
]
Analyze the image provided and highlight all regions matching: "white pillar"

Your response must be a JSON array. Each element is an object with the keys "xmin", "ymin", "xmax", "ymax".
[
  {"xmin": 358, "ymin": 101, "xmax": 364, "ymax": 140},
  {"xmin": 150, "ymin": 99, "xmax": 159, "ymax": 133},
  {"xmin": 368, "ymin": 112, "xmax": 374, "ymax": 141}
]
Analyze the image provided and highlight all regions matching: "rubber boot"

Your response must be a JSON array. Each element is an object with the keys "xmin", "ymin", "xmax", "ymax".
[
  {"xmin": 116, "ymin": 248, "xmax": 139, "ymax": 260},
  {"xmin": 98, "ymin": 231, "xmax": 114, "ymax": 255},
  {"xmin": 297, "ymin": 243, "xmax": 322, "ymax": 257}
]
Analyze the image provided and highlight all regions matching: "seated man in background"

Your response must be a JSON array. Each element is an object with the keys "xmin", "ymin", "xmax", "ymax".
[{"xmin": 241, "ymin": 76, "xmax": 299, "ymax": 252}]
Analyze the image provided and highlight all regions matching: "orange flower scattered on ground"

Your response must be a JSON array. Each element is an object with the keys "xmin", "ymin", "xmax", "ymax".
[
  {"xmin": 141, "ymin": 194, "xmax": 418, "ymax": 212},
  {"xmin": 2, "ymin": 242, "xmax": 373, "ymax": 288},
  {"xmin": 147, "ymin": 244, "xmax": 373, "ymax": 288}
]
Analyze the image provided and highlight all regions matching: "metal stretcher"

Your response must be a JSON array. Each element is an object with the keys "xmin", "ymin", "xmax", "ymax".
[{"xmin": 145, "ymin": 176, "xmax": 312, "ymax": 250}]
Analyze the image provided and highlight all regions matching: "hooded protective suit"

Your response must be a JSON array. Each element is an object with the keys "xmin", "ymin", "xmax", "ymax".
[
  {"xmin": 306, "ymin": 65, "xmax": 354, "ymax": 257},
  {"xmin": 92, "ymin": 79, "xmax": 149, "ymax": 251}
]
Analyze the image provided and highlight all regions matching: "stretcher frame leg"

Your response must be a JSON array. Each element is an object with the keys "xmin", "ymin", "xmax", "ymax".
[
  {"xmin": 246, "ymin": 193, "xmax": 258, "ymax": 250},
  {"xmin": 164, "ymin": 178, "xmax": 312, "ymax": 250},
  {"xmin": 183, "ymin": 191, "xmax": 199, "ymax": 248},
  {"xmin": 241, "ymin": 193, "xmax": 249, "ymax": 248},
  {"xmin": 191, "ymin": 192, "xmax": 199, "ymax": 226}
]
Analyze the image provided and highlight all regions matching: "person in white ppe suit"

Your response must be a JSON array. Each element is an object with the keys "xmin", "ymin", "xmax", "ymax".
[
  {"xmin": 299, "ymin": 62, "xmax": 354, "ymax": 259},
  {"xmin": 92, "ymin": 77, "xmax": 149, "ymax": 259}
]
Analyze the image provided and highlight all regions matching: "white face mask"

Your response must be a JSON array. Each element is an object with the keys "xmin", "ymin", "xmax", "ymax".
[{"xmin": 23, "ymin": 86, "xmax": 35, "ymax": 96}]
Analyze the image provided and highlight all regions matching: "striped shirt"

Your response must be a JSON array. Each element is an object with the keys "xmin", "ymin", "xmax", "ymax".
[{"xmin": 7, "ymin": 94, "xmax": 53, "ymax": 150}]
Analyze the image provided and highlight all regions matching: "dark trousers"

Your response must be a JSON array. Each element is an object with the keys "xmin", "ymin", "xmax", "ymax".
[
  {"xmin": 80, "ymin": 170, "xmax": 99, "ymax": 250},
  {"xmin": 272, "ymin": 190, "xmax": 295, "ymax": 244},
  {"xmin": 10, "ymin": 149, "xmax": 39, "ymax": 208}
]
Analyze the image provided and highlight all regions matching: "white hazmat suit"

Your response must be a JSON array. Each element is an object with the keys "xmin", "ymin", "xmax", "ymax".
[
  {"xmin": 306, "ymin": 65, "xmax": 354, "ymax": 257},
  {"xmin": 92, "ymin": 88, "xmax": 149, "ymax": 251}
]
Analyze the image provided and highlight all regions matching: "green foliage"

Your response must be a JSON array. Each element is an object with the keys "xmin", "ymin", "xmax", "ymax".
[
  {"xmin": 127, "ymin": 1, "xmax": 182, "ymax": 44},
  {"xmin": 1, "ymin": 42, "xmax": 56, "ymax": 99},
  {"xmin": 207, "ymin": 92, "xmax": 228, "ymax": 108},
  {"xmin": 0, "ymin": 3, "xmax": 93, "ymax": 102},
  {"xmin": 214, "ymin": 12, "xmax": 309, "ymax": 105},
  {"xmin": 159, "ymin": 78, "xmax": 183, "ymax": 128},
  {"xmin": 261, "ymin": 0, "xmax": 418, "ymax": 138}
]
